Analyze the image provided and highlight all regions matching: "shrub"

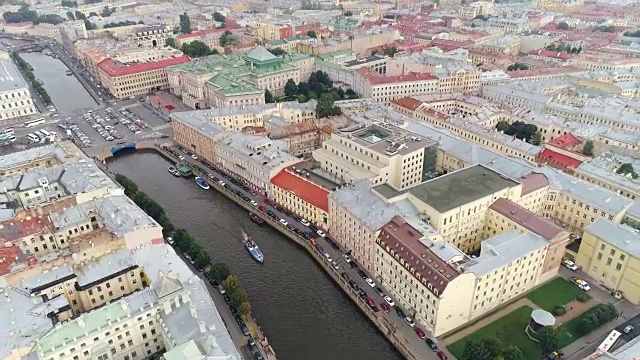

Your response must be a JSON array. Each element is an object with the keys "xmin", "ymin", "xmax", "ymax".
[
  {"xmin": 552, "ymin": 305, "xmax": 566, "ymax": 316},
  {"xmin": 576, "ymin": 293, "xmax": 590, "ymax": 303}
]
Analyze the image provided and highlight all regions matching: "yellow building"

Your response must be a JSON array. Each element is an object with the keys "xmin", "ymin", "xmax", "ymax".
[
  {"xmin": 170, "ymin": 110, "xmax": 228, "ymax": 165},
  {"xmin": 575, "ymin": 219, "xmax": 640, "ymax": 305},
  {"xmin": 270, "ymin": 164, "xmax": 332, "ymax": 227},
  {"xmin": 98, "ymin": 54, "xmax": 190, "ymax": 99}
]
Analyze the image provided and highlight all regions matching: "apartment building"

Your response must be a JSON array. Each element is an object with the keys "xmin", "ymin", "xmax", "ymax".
[
  {"xmin": 313, "ymin": 123, "xmax": 438, "ymax": 190},
  {"xmin": 373, "ymin": 215, "xmax": 550, "ymax": 336},
  {"xmin": 97, "ymin": 52, "xmax": 190, "ymax": 99},
  {"xmin": 575, "ymin": 153, "xmax": 639, "ymax": 200},
  {"xmin": 485, "ymin": 17, "xmax": 531, "ymax": 34},
  {"xmin": 170, "ymin": 110, "xmax": 228, "ymax": 165},
  {"xmin": 213, "ymin": 132, "xmax": 299, "ymax": 194},
  {"xmin": 473, "ymin": 36, "xmax": 521, "ymax": 55},
  {"xmin": 0, "ymin": 52, "xmax": 37, "ymax": 122},
  {"xmin": 176, "ymin": 28, "xmax": 226, "ymax": 50},
  {"xmin": 486, "ymin": 198, "xmax": 570, "ymax": 283},
  {"xmin": 131, "ymin": 25, "xmax": 170, "ymax": 48},
  {"xmin": 353, "ymin": 68, "xmax": 439, "ymax": 104},
  {"xmin": 270, "ymin": 162, "xmax": 333, "ymax": 226},
  {"xmin": 167, "ymin": 47, "xmax": 314, "ymax": 109},
  {"xmin": 575, "ymin": 219, "xmax": 640, "ymax": 305}
]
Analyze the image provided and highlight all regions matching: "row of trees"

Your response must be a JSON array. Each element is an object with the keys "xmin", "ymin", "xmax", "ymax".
[
  {"xmin": 66, "ymin": 6, "xmax": 114, "ymax": 21},
  {"xmin": 3, "ymin": 5, "xmax": 65, "ymax": 25},
  {"xmin": 60, "ymin": 0, "xmax": 77, "ymax": 7},
  {"xmin": 594, "ymin": 24, "xmax": 616, "ymax": 32},
  {"xmin": 462, "ymin": 337, "xmax": 525, "ymax": 360},
  {"xmin": 545, "ymin": 43, "xmax": 582, "ymax": 54},
  {"xmin": 624, "ymin": 30, "xmax": 640, "ymax": 38},
  {"xmin": 496, "ymin": 120, "xmax": 541, "ymax": 145},
  {"xmin": 574, "ymin": 303, "xmax": 618, "ymax": 337},
  {"xmin": 507, "ymin": 62, "xmax": 529, "ymax": 71},
  {"xmin": 104, "ymin": 20, "xmax": 141, "ymax": 28},
  {"xmin": 181, "ymin": 40, "xmax": 219, "ymax": 57},
  {"xmin": 115, "ymin": 174, "xmax": 253, "ymax": 316},
  {"xmin": 12, "ymin": 52, "xmax": 52, "ymax": 106},
  {"xmin": 268, "ymin": 47, "xmax": 287, "ymax": 56},
  {"xmin": 281, "ymin": 71, "xmax": 357, "ymax": 117}
]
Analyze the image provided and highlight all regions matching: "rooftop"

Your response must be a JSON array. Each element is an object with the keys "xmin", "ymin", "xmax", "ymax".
[
  {"xmin": 170, "ymin": 110, "xmax": 228, "ymax": 139},
  {"xmin": 271, "ymin": 166, "xmax": 330, "ymax": 212},
  {"xmin": 490, "ymin": 198, "xmax": 565, "ymax": 241},
  {"xmin": 98, "ymin": 55, "xmax": 190, "ymax": 77},
  {"xmin": 585, "ymin": 219, "xmax": 640, "ymax": 257},
  {"xmin": 336, "ymin": 123, "xmax": 436, "ymax": 157},
  {"xmin": 405, "ymin": 164, "xmax": 519, "ymax": 213},
  {"xmin": 377, "ymin": 216, "xmax": 460, "ymax": 296},
  {"xmin": 222, "ymin": 132, "xmax": 299, "ymax": 171},
  {"xmin": 0, "ymin": 52, "xmax": 29, "ymax": 92},
  {"xmin": 463, "ymin": 231, "xmax": 548, "ymax": 277}
]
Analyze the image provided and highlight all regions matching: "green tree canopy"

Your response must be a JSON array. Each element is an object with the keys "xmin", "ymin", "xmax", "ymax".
[
  {"xmin": 213, "ymin": 11, "xmax": 225, "ymax": 22},
  {"xmin": 101, "ymin": 5, "xmax": 114, "ymax": 17},
  {"xmin": 220, "ymin": 31, "xmax": 237, "ymax": 46},
  {"xmin": 501, "ymin": 346, "xmax": 524, "ymax": 360},
  {"xmin": 66, "ymin": 10, "xmax": 74, "ymax": 20},
  {"xmin": 558, "ymin": 21, "xmax": 569, "ymax": 30},
  {"xmin": 74, "ymin": 10, "xmax": 86, "ymax": 20},
  {"xmin": 538, "ymin": 326, "xmax": 559, "ymax": 355},
  {"xmin": 343, "ymin": 10, "xmax": 353, "ymax": 16},
  {"xmin": 165, "ymin": 37, "xmax": 176, "ymax": 48},
  {"xmin": 582, "ymin": 140, "xmax": 594, "ymax": 156},
  {"xmin": 208, "ymin": 262, "xmax": 230, "ymax": 282},
  {"xmin": 462, "ymin": 338, "xmax": 502, "ymax": 360},
  {"xmin": 307, "ymin": 30, "xmax": 317, "ymax": 38},
  {"xmin": 179, "ymin": 12, "xmax": 191, "ymax": 34},
  {"xmin": 268, "ymin": 47, "xmax": 286, "ymax": 56},
  {"xmin": 61, "ymin": 0, "xmax": 77, "ymax": 7},
  {"xmin": 181, "ymin": 40, "xmax": 218, "ymax": 57},
  {"xmin": 264, "ymin": 89, "xmax": 275, "ymax": 103}
]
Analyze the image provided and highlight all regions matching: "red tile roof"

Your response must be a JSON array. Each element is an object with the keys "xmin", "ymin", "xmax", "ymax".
[
  {"xmin": 519, "ymin": 173, "xmax": 549, "ymax": 195},
  {"xmin": 377, "ymin": 216, "xmax": 460, "ymax": 297},
  {"xmin": 97, "ymin": 56, "xmax": 190, "ymax": 77},
  {"xmin": 547, "ymin": 133, "xmax": 581, "ymax": 149},
  {"xmin": 357, "ymin": 68, "xmax": 437, "ymax": 85},
  {"xmin": 0, "ymin": 245, "xmax": 36, "ymax": 276},
  {"xmin": 176, "ymin": 28, "xmax": 226, "ymax": 39},
  {"xmin": 538, "ymin": 148, "xmax": 584, "ymax": 169},
  {"xmin": 392, "ymin": 97, "xmax": 423, "ymax": 111},
  {"xmin": 489, "ymin": 198, "xmax": 564, "ymax": 241},
  {"xmin": 270, "ymin": 168, "xmax": 329, "ymax": 212}
]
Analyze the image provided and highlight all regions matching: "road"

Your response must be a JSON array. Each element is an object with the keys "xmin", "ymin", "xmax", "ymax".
[{"xmin": 167, "ymin": 145, "xmax": 445, "ymax": 360}]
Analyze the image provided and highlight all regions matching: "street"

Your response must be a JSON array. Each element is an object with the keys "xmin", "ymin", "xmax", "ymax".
[{"xmin": 168, "ymin": 145, "xmax": 446, "ymax": 360}]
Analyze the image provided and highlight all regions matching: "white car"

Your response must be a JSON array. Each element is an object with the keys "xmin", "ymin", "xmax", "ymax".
[
  {"xmin": 324, "ymin": 253, "xmax": 332, "ymax": 262},
  {"xmin": 366, "ymin": 278, "xmax": 376, "ymax": 288},
  {"xmin": 343, "ymin": 254, "xmax": 352, "ymax": 263},
  {"xmin": 300, "ymin": 219, "xmax": 310, "ymax": 227},
  {"xmin": 178, "ymin": 155, "xmax": 185, "ymax": 160},
  {"xmin": 331, "ymin": 261, "xmax": 339, "ymax": 270},
  {"xmin": 218, "ymin": 180, "xmax": 225, "ymax": 186},
  {"xmin": 279, "ymin": 219, "xmax": 288, "ymax": 226},
  {"xmin": 250, "ymin": 200, "xmax": 258, "ymax": 206},
  {"xmin": 562, "ymin": 260, "xmax": 578, "ymax": 271},
  {"xmin": 404, "ymin": 317, "xmax": 415, "ymax": 328},
  {"xmin": 191, "ymin": 154, "xmax": 198, "ymax": 160},
  {"xmin": 383, "ymin": 295, "xmax": 395, "ymax": 307},
  {"xmin": 317, "ymin": 230, "xmax": 326, "ymax": 237}
]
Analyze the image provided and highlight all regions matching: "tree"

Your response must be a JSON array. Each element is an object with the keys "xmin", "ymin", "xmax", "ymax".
[
  {"xmin": 101, "ymin": 5, "xmax": 113, "ymax": 17},
  {"xmin": 496, "ymin": 120, "xmax": 510, "ymax": 132},
  {"xmin": 537, "ymin": 326, "xmax": 559, "ymax": 355},
  {"xmin": 384, "ymin": 46, "xmax": 398, "ymax": 57},
  {"xmin": 582, "ymin": 140, "xmax": 594, "ymax": 156},
  {"xmin": 462, "ymin": 339, "xmax": 496, "ymax": 360},
  {"xmin": 74, "ymin": 10, "xmax": 85, "ymax": 20},
  {"xmin": 507, "ymin": 62, "xmax": 529, "ymax": 71},
  {"xmin": 179, "ymin": 12, "xmax": 191, "ymax": 34},
  {"xmin": 88, "ymin": 11, "xmax": 98, "ymax": 17},
  {"xmin": 343, "ymin": 10, "xmax": 353, "ymax": 16},
  {"xmin": 307, "ymin": 30, "xmax": 317, "ymax": 38},
  {"xmin": 213, "ymin": 11, "xmax": 225, "ymax": 23},
  {"xmin": 501, "ymin": 346, "xmax": 524, "ymax": 360},
  {"xmin": 84, "ymin": 19, "xmax": 96, "ymax": 30},
  {"xmin": 558, "ymin": 21, "xmax": 569, "ymax": 30},
  {"xmin": 264, "ymin": 89, "xmax": 275, "ymax": 103},
  {"xmin": 284, "ymin": 78, "xmax": 298, "ymax": 100},
  {"xmin": 220, "ymin": 31, "xmax": 237, "ymax": 46},
  {"xmin": 239, "ymin": 301, "xmax": 252, "ymax": 317},
  {"xmin": 531, "ymin": 131, "xmax": 542, "ymax": 145},
  {"xmin": 181, "ymin": 40, "xmax": 217, "ymax": 57},
  {"xmin": 616, "ymin": 163, "xmax": 637, "ymax": 177},
  {"xmin": 268, "ymin": 47, "xmax": 286, "ymax": 56},
  {"xmin": 66, "ymin": 10, "xmax": 74, "ymax": 20},
  {"xmin": 165, "ymin": 37, "xmax": 176, "ymax": 49},
  {"xmin": 316, "ymin": 93, "xmax": 342, "ymax": 118},
  {"xmin": 60, "ymin": 0, "xmax": 77, "ymax": 7},
  {"xmin": 208, "ymin": 262, "xmax": 230, "ymax": 282}
]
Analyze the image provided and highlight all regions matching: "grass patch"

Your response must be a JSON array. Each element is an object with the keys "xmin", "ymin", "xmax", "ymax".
[
  {"xmin": 448, "ymin": 306, "xmax": 541, "ymax": 360},
  {"xmin": 526, "ymin": 278, "xmax": 584, "ymax": 311},
  {"xmin": 556, "ymin": 315, "xmax": 583, "ymax": 348}
]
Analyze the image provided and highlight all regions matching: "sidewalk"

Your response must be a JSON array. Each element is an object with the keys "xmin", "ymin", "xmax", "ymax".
[{"xmin": 442, "ymin": 298, "xmax": 540, "ymax": 345}]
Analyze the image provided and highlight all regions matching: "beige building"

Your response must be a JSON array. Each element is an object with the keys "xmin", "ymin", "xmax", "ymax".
[
  {"xmin": 170, "ymin": 110, "xmax": 228, "ymax": 165},
  {"xmin": 131, "ymin": 25, "xmax": 171, "ymax": 48},
  {"xmin": 575, "ymin": 219, "xmax": 640, "ymax": 304},
  {"xmin": 353, "ymin": 68, "xmax": 439, "ymax": 104},
  {"xmin": 176, "ymin": 28, "xmax": 225, "ymax": 50},
  {"xmin": 473, "ymin": 36, "xmax": 521, "ymax": 55},
  {"xmin": 313, "ymin": 123, "xmax": 438, "ymax": 190},
  {"xmin": 0, "ymin": 52, "xmax": 37, "ymax": 122},
  {"xmin": 98, "ymin": 51, "xmax": 190, "ymax": 99}
]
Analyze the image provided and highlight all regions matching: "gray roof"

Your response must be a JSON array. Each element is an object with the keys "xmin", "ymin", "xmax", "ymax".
[
  {"xmin": 577, "ymin": 153, "xmax": 640, "ymax": 194},
  {"xmin": 463, "ymin": 231, "xmax": 548, "ymax": 277},
  {"xmin": 170, "ymin": 110, "xmax": 227, "ymax": 139},
  {"xmin": 75, "ymin": 248, "xmax": 136, "ymax": 287},
  {"xmin": 585, "ymin": 219, "xmax": 640, "ymax": 257},
  {"xmin": 20, "ymin": 264, "xmax": 75, "ymax": 293},
  {"xmin": 222, "ymin": 132, "xmax": 299, "ymax": 171},
  {"xmin": 0, "ymin": 143, "xmax": 78, "ymax": 172},
  {"xmin": 246, "ymin": 46, "xmax": 278, "ymax": 62},
  {"xmin": 0, "ymin": 52, "xmax": 29, "ymax": 92}
]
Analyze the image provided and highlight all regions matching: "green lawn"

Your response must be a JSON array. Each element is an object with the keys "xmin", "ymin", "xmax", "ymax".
[
  {"xmin": 526, "ymin": 278, "xmax": 584, "ymax": 311},
  {"xmin": 556, "ymin": 315, "xmax": 584, "ymax": 348},
  {"xmin": 448, "ymin": 306, "xmax": 542, "ymax": 360}
]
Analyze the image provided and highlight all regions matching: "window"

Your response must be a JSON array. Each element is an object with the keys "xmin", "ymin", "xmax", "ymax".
[
  {"xmin": 597, "ymin": 253, "xmax": 603, "ymax": 260},
  {"xmin": 616, "ymin": 263, "xmax": 622, "ymax": 271}
]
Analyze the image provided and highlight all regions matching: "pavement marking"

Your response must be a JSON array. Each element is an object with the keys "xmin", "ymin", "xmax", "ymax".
[{"xmin": 152, "ymin": 124, "xmax": 171, "ymax": 131}]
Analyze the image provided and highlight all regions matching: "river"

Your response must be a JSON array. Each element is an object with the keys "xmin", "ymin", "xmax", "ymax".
[
  {"xmin": 20, "ymin": 51, "xmax": 98, "ymax": 114},
  {"xmin": 108, "ymin": 151, "xmax": 405, "ymax": 360}
]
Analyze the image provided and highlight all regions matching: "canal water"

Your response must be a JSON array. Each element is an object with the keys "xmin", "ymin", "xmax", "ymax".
[
  {"xmin": 108, "ymin": 152, "xmax": 404, "ymax": 360},
  {"xmin": 20, "ymin": 51, "xmax": 98, "ymax": 114}
]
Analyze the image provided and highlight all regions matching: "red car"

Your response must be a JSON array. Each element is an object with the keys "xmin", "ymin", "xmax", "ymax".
[
  {"xmin": 437, "ymin": 351, "xmax": 448, "ymax": 360},
  {"xmin": 366, "ymin": 297, "xmax": 376, "ymax": 308},
  {"xmin": 264, "ymin": 199, "xmax": 272, "ymax": 205},
  {"xmin": 380, "ymin": 302, "xmax": 390, "ymax": 312},
  {"xmin": 257, "ymin": 205, "xmax": 266, "ymax": 212},
  {"xmin": 415, "ymin": 327, "xmax": 426, "ymax": 339}
]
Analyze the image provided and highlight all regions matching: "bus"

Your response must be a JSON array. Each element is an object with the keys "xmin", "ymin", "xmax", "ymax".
[
  {"xmin": 40, "ymin": 129, "xmax": 51, "ymax": 137},
  {"xmin": 24, "ymin": 118, "xmax": 46, "ymax": 128},
  {"xmin": 598, "ymin": 330, "xmax": 621, "ymax": 352},
  {"xmin": 35, "ymin": 130, "xmax": 47, "ymax": 139},
  {"xmin": 27, "ymin": 133, "xmax": 40, "ymax": 143},
  {"xmin": 0, "ymin": 128, "xmax": 16, "ymax": 144}
]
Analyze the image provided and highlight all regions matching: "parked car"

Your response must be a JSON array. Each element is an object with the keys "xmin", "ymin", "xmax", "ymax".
[
  {"xmin": 426, "ymin": 338, "xmax": 438, "ymax": 352},
  {"xmin": 437, "ymin": 351, "xmax": 449, "ymax": 360},
  {"xmin": 562, "ymin": 259, "xmax": 578, "ymax": 271}
]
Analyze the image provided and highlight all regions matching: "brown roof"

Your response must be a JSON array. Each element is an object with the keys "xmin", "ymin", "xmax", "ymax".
[
  {"xmin": 392, "ymin": 97, "xmax": 423, "ymax": 111},
  {"xmin": 376, "ymin": 216, "xmax": 460, "ymax": 297},
  {"xmin": 489, "ymin": 198, "xmax": 564, "ymax": 241},
  {"xmin": 519, "ymin": 173, "xmax": 548, "ymax": 195}
]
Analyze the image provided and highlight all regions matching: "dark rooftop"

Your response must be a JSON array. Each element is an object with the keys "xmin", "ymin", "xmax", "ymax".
[
  {"xmin": 377, "ymin": 216, "xmax": 460, "ymax": 297},
  {"xmin": 407, "ymin": 165, "xmax": 519, "ymax": 213},
  {"xmin": 489, "ymin": 198, "xmax": 565, "ymax": 241}
]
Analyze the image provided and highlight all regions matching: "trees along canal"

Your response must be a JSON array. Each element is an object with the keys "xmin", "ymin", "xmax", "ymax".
[{"xmin": 115, "ymin": 174, "xmax": 253, "ymax": 316}]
